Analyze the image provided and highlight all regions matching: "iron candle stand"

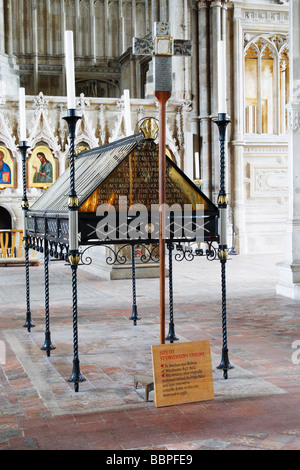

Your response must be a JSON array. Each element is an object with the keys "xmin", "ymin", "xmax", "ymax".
[
  {"xmin": 129, "ymin": 244, "xmax": 140, "ymax": 325},
  {"xmin": 19, "ymin": 141, "xmax": 35, "ymax": 332},
  {"xmin": 63, "ymin": 109, "xmax": 86, "ymax": 392},
  {"xmin": 214, "ymin": 113, "xmax": 233, "ymax": 380}
]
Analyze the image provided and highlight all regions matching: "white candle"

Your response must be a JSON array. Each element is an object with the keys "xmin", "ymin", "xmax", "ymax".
[
  {"xmin": 217, "ymin": 40, "xmax": 226, "ymax": 114},
  {"xmin": 64, "ymin": 30, "xmax": 76, "ymax": 109},
  {"xmin": 19, "ymin": 87, "xmax": 26, "ymax": 141},
  {"xmin": 123, "ymin": 89, "xmax": 132, "ymax": 136},
  {"xmin": 195, "ymin": 152, "xmax": 200, "ymax": 179}
]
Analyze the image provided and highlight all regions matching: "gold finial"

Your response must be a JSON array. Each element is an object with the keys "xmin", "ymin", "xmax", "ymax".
[
  {"xmin": 217, "ymin": 194, "xmax": 228, "ymax": 205},
  {"xmin": 68, "ymin": 196, "xmax": 79, "ymax": 208},
  {"xmin": 218, "ymin": 249, "xmax": 228, "ymax": 261},
  {"xmin": 68, "ymin": 254, "xmax": 80, "ymax": 266},
  {"xmin": 140, "ymin": 118, "xmax": 159, "ymax": 140}
]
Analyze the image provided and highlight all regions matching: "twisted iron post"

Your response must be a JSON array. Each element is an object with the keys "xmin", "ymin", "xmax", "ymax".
[
  {"xmin": 166, "ymin": 242, "xmax": 178, "ymax": 343},
  {"xmin": 214, "ymin": 113, "xmax": 233, "ymax": 380},
  {"xmin": 129, "ymin": 244, "xmax": 140, "ymax": 325},
  {"xmin": 63, "ymin": 109, "xmax": 85, "ymax": 392},
  {"xmin": 41, "ymin": 239, "xmax": 55, "ymax": 356},
  {"xmin": 19, "ymin": 142, "xmax": 35, "ymax": 332}
]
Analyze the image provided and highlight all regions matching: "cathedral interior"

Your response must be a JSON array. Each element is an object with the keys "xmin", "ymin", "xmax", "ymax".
[
  {"xmin": 0, "ymin": 0, "xmax": 299, "ymax": 298},
  {"xmin": 2, "ymin": 0, "xmax": 300, "ymax": 452}
]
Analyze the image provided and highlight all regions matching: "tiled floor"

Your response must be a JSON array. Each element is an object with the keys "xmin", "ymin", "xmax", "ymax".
[{"xmin": 0, "ymin": 252, "xmax": 300, "ymax": 450}]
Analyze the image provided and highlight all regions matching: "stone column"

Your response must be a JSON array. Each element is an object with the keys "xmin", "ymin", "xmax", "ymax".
[
  {"xmin": 152, "ymin": 0, "xmax": 160, "ymax": 32},
  {"xmin": 0, "ymin": 0, "xmax": 19, "ymax": 95},
  {"xmin": 169, "ymin": 0, "xmax": 187, "ymax": 101},
  {"xmin": 32, "ymin": 0, "xmax": 39, "ymax": 95},
  {"xmin": 189, "ymin": 2, "xmax": 200, "ymax": 168},
  {"xmin": 90, "ymin": 0, "xmax": 96, "ymax": 62},
  {"xmin": 46, "ymin": 0, "xmax": 53, "ymax": 57},
  {"xmin": 210, "ymin": 0, "xmax": 222, "ymax": 201},
  {"xmin": 230, "ymin": 3, "xmax": 246, "ymax": 254},
  {"xmin": 121, "ymin": 1, "xmax": 132, "ymax": 53},
  {"xmin": 0, "ymin": 0, "xmax": 6, "ymax": 54},
  {"xmin": 277, "ymin": 0, "xmax": 300, "ymax": 299},
  {"xmin": 197, "ymin": 1, "xmax": 211, "ymax": 196}
]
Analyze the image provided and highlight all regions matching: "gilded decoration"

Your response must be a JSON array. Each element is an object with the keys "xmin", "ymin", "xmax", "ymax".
[
  {"xmin": 79, "ymin": 143, "xmax": 208, "ymax": 213},
  {"xmin": 139, "ymin": 118, "xmax": 159, "ymax": 140}
]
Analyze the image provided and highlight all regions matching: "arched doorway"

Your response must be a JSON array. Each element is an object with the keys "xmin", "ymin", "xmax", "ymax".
[
  {"xmin": 0, "ymin": 207, "xmax": 12, "ymax": 256},
  {"xmin": 0, "ymin": 207, "xmax": 12, "ymax": 230}
]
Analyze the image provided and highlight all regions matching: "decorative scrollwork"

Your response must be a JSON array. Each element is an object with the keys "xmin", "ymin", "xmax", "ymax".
[
  {"xmin": 77, "ymin": 241, "xmax": 219, "ymax": 266},
  {"xmin": 140, "ymin": 244, "xmax": 159, "ymax": 263},
  {"xmin": 204, "ymin": 243, "xmax": 218, "ymax": 261},
  {"xmin": 106, "ymin": 245, "xmax": 128, "ymax": 265},
  {"xmin": 174, "ymin": 241, "xmax": 218, "ymax": 262},
  {"xmin": 78, "ymin": 246, "xmax": 93, "ymax": 266},
  {"xmin": 174, "ymin": 243, "xmax": 194, "ymax": 262}
]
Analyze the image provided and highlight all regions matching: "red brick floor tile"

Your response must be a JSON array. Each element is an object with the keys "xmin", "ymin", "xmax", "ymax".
[
  {"xmin": 1, "ymin": 255, "xmax": 300, "ymax": 450},
  {"xmin": 74, "ymin": 412, "xmax": 104, "ymax": 424}
]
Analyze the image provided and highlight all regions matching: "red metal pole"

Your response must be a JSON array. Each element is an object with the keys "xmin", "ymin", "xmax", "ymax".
[{"xmin": 154, "ymin": 90, "xmax": 171, "ymax": 345}]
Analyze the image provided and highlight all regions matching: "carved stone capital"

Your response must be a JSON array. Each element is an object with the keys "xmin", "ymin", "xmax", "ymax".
[{"xmin": 287, "ymin": 103, "xmax": 300, "ymax": 133}]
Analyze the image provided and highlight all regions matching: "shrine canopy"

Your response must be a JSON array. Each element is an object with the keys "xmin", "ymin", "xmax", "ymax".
[{"xmin": 26, "ymin": 118, "xmax": 218, "ymax": 251}]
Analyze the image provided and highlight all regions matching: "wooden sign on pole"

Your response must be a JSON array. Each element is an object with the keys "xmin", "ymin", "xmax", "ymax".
[{"xmin": 151, "ymin": 341, "xmax": 214, "ymax": 407}]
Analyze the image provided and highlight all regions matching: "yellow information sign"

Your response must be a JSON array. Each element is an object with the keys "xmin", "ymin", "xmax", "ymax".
[{"xmin": 151, "ymin": 340, "xmax": 214, "ymax": 407}]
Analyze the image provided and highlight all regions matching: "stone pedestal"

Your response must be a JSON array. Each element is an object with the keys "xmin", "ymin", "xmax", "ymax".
[
  {"xmin": 276, "ymin": 261, "xmax": 300, "ymax": 300},
  {"xmin": 80, "ymin": 245, "xmax": 167, "ymax": 281}
]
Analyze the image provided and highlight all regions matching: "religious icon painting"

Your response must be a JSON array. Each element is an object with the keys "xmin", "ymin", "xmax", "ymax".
[
  {"xmin": 28, "ymin": 145, "xmax": 56, "ymax": 189},
  {"xmin": 0, "ymin": 145, "xmax": 15, "ymax": 189}
]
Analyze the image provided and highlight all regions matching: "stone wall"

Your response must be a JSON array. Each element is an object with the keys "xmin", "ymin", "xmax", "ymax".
[{"xmin": 0, "ymin": 91, "xmax": 191, "ymax": 231}]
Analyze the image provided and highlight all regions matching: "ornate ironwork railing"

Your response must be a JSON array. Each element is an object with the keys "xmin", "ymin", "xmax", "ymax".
[{"xmin": 78, "ymin": 241, "xmax": 218, "ymax": 266}]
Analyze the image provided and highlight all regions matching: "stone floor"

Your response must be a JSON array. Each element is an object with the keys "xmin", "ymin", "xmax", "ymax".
[{"xmin": 0, "ymin": 251, "xmax": 300, "ymax": 450}]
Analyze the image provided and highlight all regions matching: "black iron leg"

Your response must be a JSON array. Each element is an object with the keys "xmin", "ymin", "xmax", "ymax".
[
  {"xmin": 23, "ymin": 240, "xmax": 35, "ymax": 332},
  {"xmin": 41, "ymin": 240, "xmax": 55, "ymax": 357},
  {"xmin": 129, "ymin": 244, "xmax": 140, "ymax": 325},
  {"xmin": 216, "ymin": 259, "xmax": 233, "ymax": 379},
  {"xmin": 68, "ymin": 263, "xmax": 86, "ymax": 392},
  {"xmin": 166, "ymin": 243, "xmax": 178, "ymax": 343}
]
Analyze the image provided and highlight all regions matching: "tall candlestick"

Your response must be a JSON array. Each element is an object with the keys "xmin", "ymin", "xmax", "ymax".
[
  {"xmin": 19, "ymin": 88, "xmax": 26, "ymax": 141},
  {"xmin": 64, "ymin": 30, "xmax": 76, "ymax": 110},
  {"xmin": 217, "ymin": 40, "xmax": 226, "ymax": 115}
]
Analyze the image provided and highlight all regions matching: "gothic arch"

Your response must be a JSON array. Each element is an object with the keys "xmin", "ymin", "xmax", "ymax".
[
  {"xmin": 0, "ymin": 206, "xmax": 11, "ymax": 229},
  {"xmin": 244, "ymin": 33, "xmax": 289, "ymax": 135},
  {"xmin": 0, "ymin": 204, "xmax": 16, "ymax": 229}
]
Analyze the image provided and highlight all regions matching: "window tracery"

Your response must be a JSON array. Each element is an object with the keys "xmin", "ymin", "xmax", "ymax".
[{"xmin": 244, "ymin": 34, "xmax": 289, "ymax": 135}]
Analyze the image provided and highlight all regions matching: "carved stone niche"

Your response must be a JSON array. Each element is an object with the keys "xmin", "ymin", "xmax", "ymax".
[{"xmin": 250, "ymin": 165, "xmax": 288, "ymax": 198}]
